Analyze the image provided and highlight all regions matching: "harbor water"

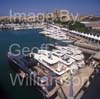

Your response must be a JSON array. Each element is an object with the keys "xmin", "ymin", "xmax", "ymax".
[
  {"xmin": 1, "ymin": 29, "xmax": 100, "ymax": 99},
  {"xmin": 0, "ymin": 29, "xmax": 57, "ymax": 99}
]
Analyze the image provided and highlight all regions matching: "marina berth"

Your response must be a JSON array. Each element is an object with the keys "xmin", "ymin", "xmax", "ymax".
[
  {"xmin": 74, "ymin": 41, "xmax": 100, "ymax": 51},
  {"xmin": 6, "ymin": 23, "xmax": 100, "ymax": 98},
  {"xmin": 27, "ymin": 47, "xmax": 94, "ymax": 99},
  {"xmin": 2, "ymin": 23, "xmax": 45, "ymax": 31},
  {"xmin": 40, "ymin": 24, "xmax": 74, "ymax": 44},
  {"xmin": 42, "ymin": 24, "xmax": 100, "ymax": 54},
  {"xmin": 40, "ymin": 24, "xmax": 100, "ymax": 48},
  {"xmin": 8, "ymin": 44, "xmax": 95, "ymax": 99},
  {"xmin": 32, "ymin": 45, "xmax": 85, "ymax": 76}
]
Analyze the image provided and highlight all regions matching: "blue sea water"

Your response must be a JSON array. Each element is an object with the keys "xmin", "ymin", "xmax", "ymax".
[
  {"xmin": 1, "ymin": 29, "xmax": 100, "ymax": 99},
  {"xmin": 0, "ymin": 29, "xmax": 56, "ymax": 99}
]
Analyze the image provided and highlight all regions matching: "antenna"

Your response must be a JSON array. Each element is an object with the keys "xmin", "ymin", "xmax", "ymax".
[{"xmin": 69, "ymin": 73, "xmax": 74, "ymax": 99}]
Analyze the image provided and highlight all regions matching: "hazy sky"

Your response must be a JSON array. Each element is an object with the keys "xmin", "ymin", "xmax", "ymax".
[{"xmin": 0, "ymin": 0, "xmax": 100, "ymax": 16}]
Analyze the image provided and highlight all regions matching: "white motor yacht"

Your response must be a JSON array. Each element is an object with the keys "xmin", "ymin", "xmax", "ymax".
[{"xmin": 32, "ymin": 46, "xmax": 85, "ymax": 76}]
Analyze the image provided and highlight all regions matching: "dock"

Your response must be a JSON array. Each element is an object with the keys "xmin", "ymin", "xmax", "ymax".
[
  {"xmin": 77, "ymin": 47, "xmax": 97, "ymax": 54},
  {"xmin": 74, "ymin": 41, "xmax": 100, "ymax": 51},
  {"xmin": 56, "ymin": 66, "xmax": 94, "ymax": 99}
]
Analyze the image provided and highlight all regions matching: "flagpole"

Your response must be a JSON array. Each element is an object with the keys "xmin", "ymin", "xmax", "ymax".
[{"xmin": 69, "ymin": 72, "xmax": 74, "ymax": 99}]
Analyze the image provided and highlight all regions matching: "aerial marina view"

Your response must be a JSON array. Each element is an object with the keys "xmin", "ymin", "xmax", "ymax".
[{"xmin": 0, "ymin": 0, "xmax": 100, "ymax": 99}]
